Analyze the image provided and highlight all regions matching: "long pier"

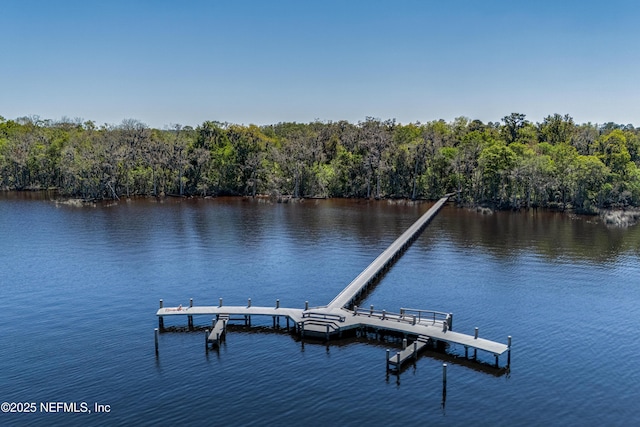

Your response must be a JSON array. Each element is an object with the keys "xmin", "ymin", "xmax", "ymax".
[
  {"xmin": 156, "ymin": 195, "xmax": 512, "ymax": 371},
  {"xmin": 327, "ymin": 195, "xmax": 452, "ymax": 310}
]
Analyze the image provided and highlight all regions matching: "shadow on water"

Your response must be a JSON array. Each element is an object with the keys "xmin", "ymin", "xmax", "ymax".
[{"xmin": 158, "ymin": 321, "xmax": 507, "ymax": 378}]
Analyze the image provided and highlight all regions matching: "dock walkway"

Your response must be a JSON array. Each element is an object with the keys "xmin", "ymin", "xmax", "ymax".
[{"xmin": 327, "ymin": 195, "xmax": 452, "ymax": 310}]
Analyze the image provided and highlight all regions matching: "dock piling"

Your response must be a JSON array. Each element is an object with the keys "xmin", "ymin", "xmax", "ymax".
[
  {"xmin": 402, "ymin": 338, "xmax": 407, "ymax": 350},
  {"xmin": 205, "ymin": 329, "xmax": 209, "ymax": 350},
  {"xmin": 305, "ymin": 301, "xmax": 309, "ymax": 311},
  {"xmin": 248, "ymin": 298, "xmax": 251, "ymax": 308},
  {"xmin": 219, "ymin": 298, "xmax": 223, "ymax": 307},
  {"xmin": 158, "ymin": 300, "xmax": 164, "ymax": 330},
  {"xmin": 507, "ymin": 336, "xmax": 512, "ymax": 367},
  {"xmin": 276, "ymin": 299, "xmax": 280, "ymax": 309},
  {"xmin": 190, "ymin": 298, "xmax": 193, "ymax": 308},
  {"xmin": 154, "ymin": 328, "xmax": 159, "ymax": 355},
  {"xmin": 442, "ymin": 363, "xmax": 447, "ymax": 385},
  {"xmin": 386, "ymin": 349, "xmax": 390, "ymax": 371}
]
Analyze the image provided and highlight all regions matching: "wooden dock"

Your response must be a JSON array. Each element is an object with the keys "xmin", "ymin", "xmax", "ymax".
[
  {"xmin": 156, "ymin": 194, "xmax": 512, "ymax": 371},
  {"xmin": 387, "ymin": 336, "xmax": 430, "ymax": 371}
]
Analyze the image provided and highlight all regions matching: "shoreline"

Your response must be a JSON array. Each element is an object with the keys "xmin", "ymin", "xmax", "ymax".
[{"xmin": 3, "ymin": 189, "xmax": 638, "ymax": 227}]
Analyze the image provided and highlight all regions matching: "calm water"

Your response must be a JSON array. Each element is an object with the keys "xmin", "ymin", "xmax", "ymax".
[{"xmin": 1, "ymin": 193, "xmax": 639, "ymax": 426}]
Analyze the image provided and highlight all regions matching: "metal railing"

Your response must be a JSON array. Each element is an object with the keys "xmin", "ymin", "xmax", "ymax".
[
  {"xmin": 302, "ymin": 311, "xmax": 346, "ymax": 323},
  {"xmin": 353, "ymin": 306, "xmax": 452, "ymax": 330}
]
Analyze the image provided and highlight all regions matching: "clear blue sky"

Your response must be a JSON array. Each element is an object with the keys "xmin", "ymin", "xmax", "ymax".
[{"xmin": 3, "ymin": 0, "xmax": 639, "ymax": 128}]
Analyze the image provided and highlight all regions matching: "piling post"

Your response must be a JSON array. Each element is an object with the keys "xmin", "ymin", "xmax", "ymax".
[
  {"xmin": 353, "ymin": 305, "xmax": 358, "ymax": 316},
  {"xmin": 382, "ymin": 310, "xmax": 386, "ymax": 320},
  {"xmin": 158, "ymin": 300, "xmax": 165, "ymax": 331},
  {"xmin": 442, "ymin": 363, "xmax": 447, "ymax": 385},
  {"xmin": 276, "ymin": 299, "xmax": 280, "ymax": 309},
  {"xmin": 305, "ymin": 301, "xmax": 309, "ymax": 311},
  {"xmin": 205, "ymin": 329, "xmax": 209, "ymax": 350},
  {"xmin": 386, "ymin": 349, "xmax": 390, "ymax": 371},
  {"xmin": 370, "ymin": 305, "xmax": 374, "ymax": 316},
  {"xmin": 448, "ymin": 313, "xmax": 453, "ymax": 331},
  {"xmin": 413, "ymin": 342, "xmax": 418, "ymax": 360},
  {"xmin": 248, "ymin": 298, "xmax": 251, "ymax": 308},
  {"xmin": 473, "ymin": 327, "xmax": 479, "ymax": 358},
  {"xmin": 396, "ymin": 352, "xmax": 401, "ymax": 368},
  {"xmin": 154, "ymin": 328, "xmax": 159, "ymax": 355},
  {"xmin": 219, "ymin": 298, "xmax": 223, "ymax": 308},
  {"xmin": 495, "ymin": 354, "xmax": 499, "ymax": 368},
  {"xmin": 188, "ymin": 315, "xmax": 193, "ymax": 331},
  {"xmin": 190, "ymin": 298, "xmax": 193, "ymax": 308},
  {"xmin": 507, "ymin": 336, "xmax": 512, "ymax": 367},
  {"xmin": 325, "ymin": 324, "xmax": 330, "ymax": 342},
  {"xmin": 402, "ymin": 338, "xmax": 407, "ymax": 350}
]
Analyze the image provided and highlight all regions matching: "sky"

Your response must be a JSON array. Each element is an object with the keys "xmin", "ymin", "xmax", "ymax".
[{"xmin": 2, "ymin": 0, "xmax": 640, "ymax": 129}]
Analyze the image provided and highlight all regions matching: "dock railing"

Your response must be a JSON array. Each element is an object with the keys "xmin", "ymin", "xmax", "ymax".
[
  {"xmin": 400, "ymin": 308, "xmax": 452, "ymax": 329},
  {"xmin": 352, "ymin": 306, "xmax": 451, "ymax": 329},
  {"xmin": 302, "ymin": 311, "xmax": 346, "ymax": 323},
  {"xmin": 353, "ymin": 307, "xmax": 413, "ymax": 325}
]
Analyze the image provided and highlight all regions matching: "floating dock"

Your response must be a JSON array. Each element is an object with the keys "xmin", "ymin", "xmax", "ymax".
[{"xmin": 156, "ymin": 195, "xmax": 511, "ymax": 370}]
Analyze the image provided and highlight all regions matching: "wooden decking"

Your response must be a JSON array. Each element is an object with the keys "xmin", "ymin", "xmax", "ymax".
[
  {"xmin": 156, "ymin": 194, "xmax": 512, "ymax": 370},
  {"xmin": 387, "ymin": 336, "xmax": 430, "ymax": 371}
]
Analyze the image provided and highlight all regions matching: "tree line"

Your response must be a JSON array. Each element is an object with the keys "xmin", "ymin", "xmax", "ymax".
[{"xmin": 1, "ymin": 113, "xmax": 639, "ymax": 212}]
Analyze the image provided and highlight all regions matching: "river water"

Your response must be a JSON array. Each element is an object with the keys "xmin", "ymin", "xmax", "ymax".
[{"xmin": 1, "ymin": 193, "xmax": 639, "ymax": 426}]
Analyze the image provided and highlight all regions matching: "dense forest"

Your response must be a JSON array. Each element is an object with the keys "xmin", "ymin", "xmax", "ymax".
[{"xmin": 1, "ymin": 113, "xmax": 639, "ymax": 212}]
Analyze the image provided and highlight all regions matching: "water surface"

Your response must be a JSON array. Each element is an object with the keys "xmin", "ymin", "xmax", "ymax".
[{"xmin": 1, "ymin": 193, "xmax": 639, "ymax": 426}]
